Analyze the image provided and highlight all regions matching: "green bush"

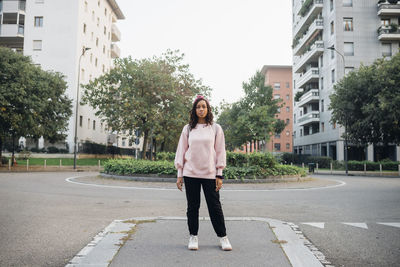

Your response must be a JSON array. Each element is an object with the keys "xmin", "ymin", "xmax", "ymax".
[
  {"xmin": 156, "ymin": 152, "xmax": 176, "ymax": 161},
  {"xmin": 226, "ymin": 151, "xmax": 248, "ymax": 167},
  {"xmin": 47, "ymin": 146, "xmax": 59, "ymax": 153},
  {"xmin": 247, "ymin": 152, "xmax": 277, "ymax": 169}
]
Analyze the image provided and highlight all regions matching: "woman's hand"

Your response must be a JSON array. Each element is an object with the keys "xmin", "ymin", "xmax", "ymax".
[
  {"xmin": 176, "ymin": 177, "xmax": 183, "ymax": 191},
  {"xmin": 216, "ymin": 178, "xmax": 223, "ymax": 192}
]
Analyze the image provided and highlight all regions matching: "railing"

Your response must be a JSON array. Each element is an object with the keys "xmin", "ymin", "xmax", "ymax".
[
  {"xmin": 294, "ymin": 41, "xmax": 324, "ymax": 73},
  {"xmin": 111, "ymin": 24, "xmax": 121, "ymax": 42},
  {"xmin": 298, "ymin": 0, "xmax": 323, "ymax": 17},
  {"xmin": 294, "ymin": 18, "xmax": 324, "ymax": 54},
  {"xmin": 299, "ymin": 89, "xmax": 319, "ymax": 103},
  {"xmin": 378, "ymin": 25, "xmax": 400, "ymax": 35},
  {"xmin": 298, "ymin": 111, "xmax": 320, "ymax": 124},
  {"xmin": 378, "ymin": 2, "xmax": 400, "ymax": 13},
  {"xmin": 297, "ymin": 68, "xmax": 319, "ymax": 89},
  {"xmin": 293, "ymin": 0, "xmax": 323, "ymax": 38}
]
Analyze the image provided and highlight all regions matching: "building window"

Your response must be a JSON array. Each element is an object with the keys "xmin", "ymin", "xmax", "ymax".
[
  {"xmin": 103, "ymin": 45, "xmax": 105, "ymax": 54},
  {"xmin": 286, "ymin": 94, "xmax": 290, "ymax": 100},
  {"xmin": 345, "ymin": 67, "xmax": 354, "ymax": 75},
  {"xmin": 95, "ymin": 58, "xmax": 98, "ymax": 67},
  {"xmin": 33, "ymin": 40, "xmax": 42, "ymax": 50},
  {"xmin": 91, "ymin": 32, "xmax": 94, "ymax": 41},
  {"xmin": 274, "ymin": 83, "xmax": 281, "ymax": 90},
  {"xmin": 344, "ymin": 42, "xmax": 354, "ymax": 56},
  {"xmin": 321, "ymin": 99, "xmax": 324, "ymax": 112},
  {"xmin": 34, "ymin": 16, "xmax": 43, "ymax": 27},
  {"xmin": 274, "ymin": 143, "xmax": 281, "ymax": 151},
  {"xmin": 320, "ymin": 55, "xmax": 324, "ymax": 67},
  {"xmin": 294, "ymin": 131, "xmax": 296, "ymax": 138},
  {"xmin": 100, "ymin": 122, "xmax": 103, "ymax": 132},
  {"xmin": 331, "ymin": 48, "xmax": 335, "ymax": 59},
  {"xmin": 343, "ymin": 0, "xmax": 352, "ymax": 7},
  {"xmin": 88, "ymin": 118, "xmax": 90, "ymax": 129},
  {"xmin": 83, "ymin": 23, "xmax": 86, "ymax": 33},
  {"xmin": 330, "ymin": 0, "xmax": 334, "ymax": 11},
  {"xmin": 104, "ymin": 26, "xmax": 106, "ymax": 35},
  {"xmin": 330, "ymin": 21, "xmax": 334, "ymax": 35},
  {"xmin": 286, "ymin": 118, "xmax": 290, "ymax": 124},
  {"xmin": 286, "ymin": 106, "xmax": 290, "ymax": 112},
  {"xmin": 300, "ymin": 129, "xmax": 303, "ymax": 136},
  {"xmin": 93, "ymin": 120, "xmax": 96, "ymax": 130},
  {"xmin": 84, "ymin": 1, "xmax": 88, "ymax": 12},
  {"xmin": 286, "ymin": 130, "xmax": 290, "ymax": 136},
  {"xmin": 79, "ymin": 116, "xmax": 83, "ymax": 127},
  {"xmin": 96, "ymin": 37, "xmax": 99, "ymax": 47},
  {"xmin": 92, "ymin": 11, "xmax": 95, "ymax": 21},
  {"xmin": 98, "ymin": 0, "xmax": 100, "ymax": 6},
  {"xmin": 286, "ymin": 82, "xmax": 290, "ymax": 88},
  {"xmin": 382, "ymin": 43, "xmax": 392, "ymax": 57},
  {"xmin": 320, "ymin": 77, "xmax": 324, "ymax": 90},
  {"xmin": 90, "ymin": 53, "xmax": 93, "ymax": 63},
  {"xmin": 381, "ymin": 19, "xmax": 390, "ymax": 26},
  {"xmin": 294, "ymin": 114, "xmax": 296, "ymax": 123},
  {"xmin": 97, "ymin": 17, "xmax": 100, "ymax": 27},
  {"xmin": 274, "ymin": 94, "xmax": 280, "ymax": 99},
  {"xmin": 343, "ymin": 18, "xmax": 353, "ymax": 31},
  {"xmin": 286, "ymin": 143, "xmax": 290, "ymax": 150},
  {"xmin": 331, "ymin": 69, "xmax": 336, "ymax": 83},
  {"xmin": 102, "ymin": 64, "xmax": 105, "ymax": 72},
  {"xmin": 321, "ymin": 122, "xmax": 325, "ymax": 132},
  {"xmin": 277, "ymin": 108, "xmax": 281, "ymax": 113},
  {"xmin": 105, "ymin": 8, "xmax": 107, "ymax": 16}
]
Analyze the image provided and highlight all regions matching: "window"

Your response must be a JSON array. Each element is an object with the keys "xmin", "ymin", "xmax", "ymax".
[
  {"xmin": 33, "ymin": 40, "xmax": 42, "ymax": 50},
  {"xmin": 382, "ymin": 43, "xmax": 392, "ymax": 57},
  {"xmin": 321, "ymin": 122, "xmax": 325, "ymax": 132},
  {"xmin": 331, "ymin": 48, "xmax": 335, "ymax": 59},
  {"xmin": 286, "ymin": 131, "xmax": 290, "ymax": 136},
  {"xmin": 286, "ymin": 106, "xmax": 290, "ymax": 112},
  {"xmin": 102, "ymin": 64, "xmax": 105, "ymax": 72},
  {"xmin": 300, "ymin": 110, "xmax": 303, "ymax": 116},
  {"xmin": 97, "ymin": 17, "xmax": 100, "ymax": 27},
  {"xmin": 84, "ymin": 1, "xmax": 88, "ymax": 12},
  {"xmin": 320, "ymin": 55, "xmax": 324, "ymax": 67},
  {"xmin": 100, "ymin": 122, "xmax": 103, "ymax": 132},
  {"xmin": 320, "ymin": 77, "xmax": 324, "ymax": 90},
  {"xmin": 90, "ymin": 53, "xmax": 93, "ymax": 62},
  {"xmin": 89, "ymin": 74, "xmax": 92, "ymax": 81},
  {"xmin": 381, "ymin": 19, "xmax": 390, "ymax": 26},
  {"xmin": 79, "ymin": 116, "xmax": 83, "ymax": 127},
  {"xmin": 345, "ymin": 67, "xmax": 354, "ymax": 75},
  {"xmin": 34, "ymin": 16, "xmax": 43, "ymax": 27},
  {"xmin": 95, "ymin": 58, "xmax": 98, "ymax": 67},
  {"xmin": 91, "ymin": 32, "xmax": 94, "ymax": 41},
  {"xmin": 104, "ymin": 26, "xmax": 106, "ymax": 35},
  {"xmin": 286, "ymin": 82, "xmax": 290, "ymax": 88},
  {"xmin": 343, "ymin": 0, "xmax": 352, "ymax": 7},
  {"xmin": 300, "ymin": 129, "xmax": 303, "ymax": 136},
  {"xmin": 286, "ymin": 118, "xmax": 290, "ymax": 124},
  {"xmin": 331, "ymin": 69, "xmax": 336, "ymax": 83},
  {"xmin": 88, "ymin": 118, "xmax": 90, "ymax": 129},
  {"xmin": 330, "ymin": 0, "xmax": 334, "ymax": 11},
  {"xmin": 103, "ymin": 45, "xmax": 105, "ymax": 54},
  {"xmin": 344, "ymin": 42, "xmax": 354, "ymax": 56},
  {"xmin": 105, "ymin": 8, "xmax": 107, "ymax": 16},
  {"xmin": 274, "ymin": 83, "xmax": 281, "ymax": 90},
  {"xmin": 286, "ymin": 94, "xmax": 290, "ymax": 100},
  {"xmin": 83, "ymin": 23, "xmax": 86, "ymax": 33},
  {"xmin": 96, "ymin": 37, "xmax": 99, "ymax": 47},
  {"xmin": 294, "ymin": 131, "xmax": 296, "ymax": 138},
  {"xmin": 274, "ymin": 94, "xmax": 280, "ymax": 99},
  {"xmin": 294, "ymin": 114, "xmax": 296, "ymax": 123},
  {"xmin": 98, "ymin": 0, "xmax": 100, "ymax": 6},
  {"xmin": 274, "ymin": 143, "xmax": 281, "ymax": 151},
  {"xmin": 122, "ymin": 138, "xmax": 126, "ymax": 147},
  {"xmin": 277, "ymin": 108, "xmax": 281, "ymax": 113},
  {"xmin": 92, "ymin": 11, "xmax": 95, "ymax": 21},
  {"xmin": 93, "ymin": 120, "xmax": 96, "ymax": 130},
  {"xmin": 286, "ymin": 143, "xmax": 290, "ymax": 150},
  {"xmin": 330, "ymin": 21, "xmax": 334, "ymax": 35},
  {"xmin": 321, "ymin": 99, "xmax": 324, "ymax": 112},
  {"xmin": 343, "ymin": 18, "xmax": 353, "ymax": 31}
]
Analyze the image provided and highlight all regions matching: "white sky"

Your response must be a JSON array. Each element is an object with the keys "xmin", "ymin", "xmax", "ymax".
[{"xmin": 117, "ymin": 0, "xmax": 293, "ymax": 107}]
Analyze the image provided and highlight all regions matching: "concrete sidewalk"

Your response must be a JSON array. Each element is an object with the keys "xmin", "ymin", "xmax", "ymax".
[{"xmin": 66, "ymin": 217, "xmax": 325, "ymax": 267}]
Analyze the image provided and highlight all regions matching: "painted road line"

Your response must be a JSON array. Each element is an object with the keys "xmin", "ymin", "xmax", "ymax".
[
  {"xmin": 342, "ymin": 223, "xmax": 368, "ymax": 229},
  {"xmin": 301, "ymin": 223, "xmax": 325, "ymax": 229},
  {"xmin": 376, "ymin": 222, "xmax": 400, "ymax": 228}
]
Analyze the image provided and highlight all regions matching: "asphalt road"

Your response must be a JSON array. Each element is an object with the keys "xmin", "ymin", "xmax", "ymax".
[{"xmin": 0, "ymin": 172, "xmax": 399, "ymax": 266}]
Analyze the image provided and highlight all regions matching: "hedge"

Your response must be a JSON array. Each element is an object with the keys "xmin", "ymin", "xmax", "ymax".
[{"xmin": 103, "ymin": 159, "xmax": 306, "ymax": 179}]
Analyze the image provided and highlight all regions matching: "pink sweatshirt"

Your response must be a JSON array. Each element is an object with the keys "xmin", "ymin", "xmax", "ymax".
[{"xmin": 174, "ymin": 123, "xmax": 226, "ymax": 179}]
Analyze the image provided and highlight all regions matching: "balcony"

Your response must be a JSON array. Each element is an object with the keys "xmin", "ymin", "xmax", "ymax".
[
  {"xmin": 111, "ymin": 43, "xmax": 120, "ymax": 58},
  {"xmin": 0, "ymin": 24, "xmax": 24, "ymax": 37},
  {"xmin": 1, "ymin": 0, "xmax": 26, "ymax": 13},
  {"xmin": 111, "ymin": 24, "xmax": 121, "ymax": 42},
  {"xmin": 378, "ymin": 25, "xmax": 400, "ymax": 41},
  {"xmin": 294, "ymin": 18, "xmax": 323, "ymax": 56},
  {"xmin": 298, "ymin": 111, "xmax": 320, "ymax": 126},
  {"xmin": 378, "ymin": 2, "xmax": 400, "ymax": 16},
  {"xmin": 298, "ymin": 89, "xmax": 320, "ymax": 108},
  {"xmin": 297, "ymin": 68, "xmax": 319, "ymax": 89},
  {"xmin": 294, "ymin": 40, "xmax": 324, "ymax": 73},
  {"xmin": 293, "ymin": 0, "xmax": 324, "ymax": 39}
]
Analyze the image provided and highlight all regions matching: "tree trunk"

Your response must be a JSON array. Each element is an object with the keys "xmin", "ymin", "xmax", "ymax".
[
  {"xmin": 141, "ymin": 129, "xmax": 149, "ymax": 159},
  {"xmin": 11, "ymin": 134, "xmax": 15, "ymax": 166},
  {"xmin": 161, "ymin": 140, "xmax": 165, "ymax": 152},
  {"xmin": 0, "ymin": 135, "xmax": 3, "ymax": 166},
  {"xmin": 154, "ymin": 139, "xmax": 157, "ymax": 160}
]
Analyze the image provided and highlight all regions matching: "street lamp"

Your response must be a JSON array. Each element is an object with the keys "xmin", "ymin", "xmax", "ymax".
[
  {"xmin": 327, "ymin": 45, "xmax": 348, "ymax": 175},
  {"xmin": 73, "ymin": 47, "xmax": 91, "ymax": 170}
]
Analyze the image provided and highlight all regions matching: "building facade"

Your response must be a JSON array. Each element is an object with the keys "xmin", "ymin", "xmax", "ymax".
[
  {"xmin": 292, "ymin": 0, "xmax": 400, "ymax": 161},
  {"xmin": 0, "ymin": 0, "xmax": 142, "ymax": 153},
  {"xmin": 261, "ymin": 65, "xmax": 293, "ymax": 154}
]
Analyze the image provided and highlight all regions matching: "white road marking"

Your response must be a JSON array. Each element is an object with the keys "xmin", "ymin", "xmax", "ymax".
[
  {"xmin": 302, "ymin": 223, "xmax": 325, "ymax": 229},
  {"xmin": 65, "ymin": 176, "xmax": 346, "ymax": 192},
  {"xmin": 342, "ymin": 223, "xmax": 368, "ymax": 229},
  {"xmin": 377, "ymin": 222, "xmax": 400, "ymax": 228}
]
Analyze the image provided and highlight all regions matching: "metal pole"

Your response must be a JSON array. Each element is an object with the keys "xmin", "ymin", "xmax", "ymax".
[{"xmin": 74, "ymin": 47, "xmax": 90, "ymax": 169}]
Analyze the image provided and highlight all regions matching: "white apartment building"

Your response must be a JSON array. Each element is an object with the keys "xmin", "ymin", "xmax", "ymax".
[
  {"xmin": 292, "ymin": 0, "xmax": 400, "ymax": 161},
  {"xmin": 0, "ymin": 0, "xmax": 143, "ymax": 153}
]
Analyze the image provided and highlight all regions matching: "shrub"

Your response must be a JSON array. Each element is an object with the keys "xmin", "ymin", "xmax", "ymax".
[
  {"xmin": 156, "ymin": 152, "xmax": 176, "ymax": 161},
  {"xmin": 47, "ymin": 146, "xmax": 60, "ymax": 153},
  {"xmin": 247, "ymin": 152, "xmax": 277, "ymax": 169},
  {"xmin": 226, "ymin": 151, "xmax": 248, "ymax": 167},
  {"xmin": 1, "ymin": 157, "xmax": 8, "ymax": 165}
]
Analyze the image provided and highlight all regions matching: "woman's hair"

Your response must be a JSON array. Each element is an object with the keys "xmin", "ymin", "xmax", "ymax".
[{"xmin": 189, "ymin": 97, "xmax": 214, "ymax": 130}]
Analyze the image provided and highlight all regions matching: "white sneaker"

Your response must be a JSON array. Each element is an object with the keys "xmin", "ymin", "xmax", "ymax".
[
  {"xmin": 188, "ymin": 235, "xmax": 198, "ymax": 250},
  {"xmin": 219, "ymin": 236, "xmax": 232, "ymax": 251}
]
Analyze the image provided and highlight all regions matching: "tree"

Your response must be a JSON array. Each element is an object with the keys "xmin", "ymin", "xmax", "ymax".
[
  {"xmin": 217, "ymin": 71, "xmax": 284, "ymax": 151},
  {"xmin": 0, "ymin": 47, "xmax": 73, "ymax": 163},
  {"xmin": 330, "ymin": 52, "xmax": 400, "ymax": 147},
  {"xmin": 82, "ymin": 49, "xmax": 211, "ymax": 158}
]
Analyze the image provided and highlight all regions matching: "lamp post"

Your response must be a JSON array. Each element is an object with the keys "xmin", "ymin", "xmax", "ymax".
[
  {"xmin": 327, "ymin": 45, "xmax": 348, "ymax": 175},
  {"xmin": 73, "ymin": 47, "xmax": 91, "ymax": 170}
]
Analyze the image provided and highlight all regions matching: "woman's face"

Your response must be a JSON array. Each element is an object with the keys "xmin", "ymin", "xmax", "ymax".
[{"xmin": 196, "ymin": 100, "xmax": 208, "ymax": 120}]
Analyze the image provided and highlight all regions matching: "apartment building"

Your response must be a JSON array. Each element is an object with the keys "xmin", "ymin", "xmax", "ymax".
[
  {"xmin": 292, "ymin": 0, "xmax": 400, "ymax": 161},
  {"xmin": 261, "ymin": 65, "xmax": 293, "ymax": 154},
  {"xmin": 0, "ymin": 0, "xmax": 142, "ymax": 153}
]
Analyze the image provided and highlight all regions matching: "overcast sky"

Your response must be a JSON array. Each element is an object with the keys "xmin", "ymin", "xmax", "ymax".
[{"xmin": 117, "ymin": 0, "xmax": 293, "ymax": 107}]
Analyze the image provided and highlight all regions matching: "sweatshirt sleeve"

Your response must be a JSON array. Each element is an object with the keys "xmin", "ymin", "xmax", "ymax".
[
  {"xmin": 174, "ymin": 125, "xmax": 189, "ymax": 177},
  {"xmin": 215, "ymin": 124, "xmax": 226, "ymax": 176}
]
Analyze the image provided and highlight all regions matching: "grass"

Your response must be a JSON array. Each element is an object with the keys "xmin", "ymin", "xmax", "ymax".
[{"xmin": 4, "ymin": 157, "xmax": 112, "ymax": 166}]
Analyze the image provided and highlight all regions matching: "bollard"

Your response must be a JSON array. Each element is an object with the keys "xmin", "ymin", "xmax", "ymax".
[
  {"xmin": 44, "ymin": 159, "xmax": 46, "ymax": 169},
  {"xmin": 27, "ymin": 159, "xmax": 29, "ymax": 171},
  {"xmin": 290, "ymin": 162, "xmax": 293, "ymax": 166},
  {"xmin": 302, "ymin": 162, "xmax": 304, "ymax": 169},
  {"xmin": 98, "ymin": 160, "xmax": 101, "ymax": 171},
  {"xmin": 316, "ymin": 163, "xmax": 319, "ymax": 173},
  {"xmin": 364, "ymin": 163, "xmax": 366, "ymax": 176},
  {"xmin": 380, "ymin": 164, "xmax": 382, "ymax": 177},
  {"xmin": 8, "ymin": 159, "xmax": 11, "ymax": 171},
  {"xmin": 330, "ymin": 163, "xmax": 333, "ymax": 174},
  {"xmin": 60, "ymin": 159, "xmax": 62, "ymax": 168}
]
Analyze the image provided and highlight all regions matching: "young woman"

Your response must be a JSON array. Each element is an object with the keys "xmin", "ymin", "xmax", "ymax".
[{"xmin": 174, "ymin": 95, "xmax": 232, "ymax": 251}]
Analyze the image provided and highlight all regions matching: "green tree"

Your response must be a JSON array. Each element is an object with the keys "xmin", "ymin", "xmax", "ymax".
[
  {"xmin": 0, "ymin": 47, "xmax": 73, "ymax": 163},
  {"xmin": 82, "ymin": 50, "xmax": 211, "ymax": 158},
  {"xmin": 330, "ymin": 52, "xmax": 400, "ymax": 147}
]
